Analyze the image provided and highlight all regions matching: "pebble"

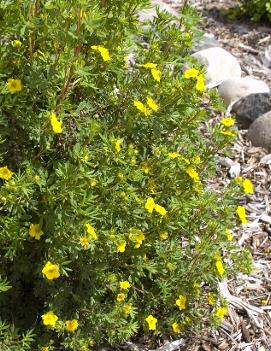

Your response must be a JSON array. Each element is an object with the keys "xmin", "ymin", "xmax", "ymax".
[
  {"xmin": 191, "ymin": 47, "xmax": 242, "ymax": 88},
  {"xmin": 231, "ymin": 93, "xmax": 271, "ymax": 129},
  {"xmin": 247, "ymin": 111, "xmax": 271, "ymax": 152},
  {"xmin": 218, "ymin": 77, "xmax": 270, "ymax": 107}
]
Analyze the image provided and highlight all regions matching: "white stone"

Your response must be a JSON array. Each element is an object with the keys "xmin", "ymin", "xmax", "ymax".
[
  {"xmin": 191, "ymin": 47, "xmax": 242, "ymax": 88},
  {"xmin": 137, "ymin": 0, "xmax": 178, "ymax": 22},
  {"xmin": 218, "ymin": 77, "xmax": 270, "ymax": 106}
]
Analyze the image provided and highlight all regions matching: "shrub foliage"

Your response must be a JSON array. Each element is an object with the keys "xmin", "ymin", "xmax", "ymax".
[
  {"xmin": 239, "ymin": 0, "xmax": 271, "ymax": 22},
  {"xmin": 0, "ymin": 0, "xmax": 251, "ymax": 350}
]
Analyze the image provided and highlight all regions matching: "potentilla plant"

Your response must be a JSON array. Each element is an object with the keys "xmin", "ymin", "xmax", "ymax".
[{"xmin": 0, "ymin": 1, "xmax": 252, "ymax": 350}]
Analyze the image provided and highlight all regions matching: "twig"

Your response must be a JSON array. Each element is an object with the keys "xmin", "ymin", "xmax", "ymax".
[
  {"xmin": 219, "ymin": 282, "xmax": 265, "ymax": 315},
  {"xmin": 237, "ymin": 43, "xmax": 259, "ymax": 55}
]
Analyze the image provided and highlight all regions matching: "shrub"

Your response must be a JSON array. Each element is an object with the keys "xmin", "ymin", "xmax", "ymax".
[
  {"xmin": 234, "ymin": 0, "xmax": 271, "ymax": 22},
  {"xmin": 0, "ymin": 1, "xmax": 252, "ymax": 350}
]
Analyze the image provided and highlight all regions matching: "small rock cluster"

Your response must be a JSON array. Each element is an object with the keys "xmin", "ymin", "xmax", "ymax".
[
  {"xmin": 138, "ymin": 1, "xmax": 271, "ymax": 153},
  {"xmin": 192, "ymin": 45, "xmax": 271, "ymax": 153}
]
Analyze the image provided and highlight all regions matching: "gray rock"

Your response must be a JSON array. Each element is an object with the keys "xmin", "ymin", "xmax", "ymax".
[
  {"xmin": 247, "ymin": 111, "xmax": 271, "ymax": 152},
  {"xmin": 191, "ymin": 33, "xmax": 220, "ymax": 54},
  {"xmin": 191, "ymin": 47, "xmax": 242, "ymax": 88},
  {"xmin": 231, "ymin": 93, "xmax": 271, "ymax": 129},
  {"xmin": 218, "ymin": 77, "xmax": 270, "ymax": 107},
  {"xmin": 137, "ymin": 0, "xmax": 179, "ymax": 22}
]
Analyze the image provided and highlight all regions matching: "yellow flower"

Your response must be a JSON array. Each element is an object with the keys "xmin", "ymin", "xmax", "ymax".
[
  {"xmin": 242, "ymin": 179, "xmax": 254, "ymax": 194},
  {"xmin": 115, "ymin": 139, "xmax": 122, "ymax": 153},
  {"xmin": 141, "ymin": 162, "xmax": 151, "ymax": 174},
  {"xmin": 168, "ymin": 152, "xmax": 180, "ymax": 159},
  {"xmin": 0, "ymin": 166, "xmax": 14, "ymax": 180},
  {"xmin": 151, "ymin": 68, "xmax": 161, "ymax": 82},
  {"xmin": 91, "ymin": 45, "xmax": 111, "ymax": 61},
  {"xmin": 50, "ymin": 113, "xmax": 62, "ymax": 133},
  {"xmin": 12, "ymin": 39, "xmax": 22, "ymax": 48},
  {"xmin": 182, "ymin": 157, "xmax": 191, "ymax": 164},
  {"xmin": 225, "ymin": 229, "xmax": 233, "ymax": 241},
  {"xmin": 220, "ymin": 130, "xmax": 236, "ymax": 137},
  {"xmin": 123, "ymin": 303, "xmax": 132, "ymax": 314},
  {"xmin": 186, "ymin": 166, "xmax": 199, "ymax": 181},
  {"xmin": 172, "ymin": 322, "xmax": 181, "ymax": 334},
  {"xmin": 236, "ymin": 206, "xmax": 247, "ymax": 225},
  {"xmin": 42, "ymin": 261, "xmax": 60, "ymax": 280},
  {"xmin": 85, "ymin": 223, "xmax": 97, "ymax": 239},
  {"xmin": 207, "ymin": 292, "xmax": 215, "ymax": 305},
  {"xmin": 41, "ymin": 311, "xmax": 58, "ymax": 327},
  {"xmin": 146, "ymin": 96, "xmax": 159, "ymax": 112},
  {"xmin": 65, "ymin": 319, "xmax": 79, "ymax": 332},
  {"xmin": 145, "ymin": 197, "xmax": 155, "ymax": 213},
  {"xmin": 41, "ymin": 347, "xmax": 49, "ymax": 351},
  {"xmin": 134, "ymin": 100, "xmax": 151, "ymax": 117},
  {"xmin": 154, "ymin": 204, "xmax": 167, "ymax": 216},
  {"xmin": 119, "ymin": 281, "xmax": 131, "ymax": 290},
  {"xmin": 117, "ymin": 241, "xmax": 126, "ymax": 253},
  {"xmin": 98, "ymin": 47, "xmax": 111, "ymax": 61},
  {"xmin": 117, "ymin": 293, "xmax": 126, "ymax": 302},
  {"xmin": 129, "ymin": 228, "xmax": 145, "ymax": 248},
  {"xmin": 220, "ymin": 117, "xmax": 235, "ymax": 127},
  {"xmin": 159, "ymin": 231, "xmax": 168, "ymax": 240},
  {"xmin": 145, "ymin": 314, "xmax": 157, "ymax": 330},
  {"xmin": 176, "ymin": 294, "xmax": 186, "ymax": 310},
  {"xmin": 195, "ymin": 74, "xmax": 205, "ymax": 92},
  {"xmin": 215, "ymin": 307, "xmax": 227, "ymax": 319},
  {"xmin": 216, "ymin": 260, "xmax": 225, "ymax": 276},
  {"xmin": 80, "ymin": 8, "xmax": 86, "ymax": 18},
  {"xmin": 184, "ymin": 68, "xmax": 199, "ymax": 79},
  {"xmin": 29, "ymin": 223, "xmax": 44, "ymax": 240},
  {"xmin": 80, "ymin": 236, "xmax": 90, "ymax": 247},
  {"xmin": 6, "ymin": 78, "xmax": 22, "ymax": 93},
  {"xmin": 139, "ymin": 62, "xmax": 157, "ymax": 69}
]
